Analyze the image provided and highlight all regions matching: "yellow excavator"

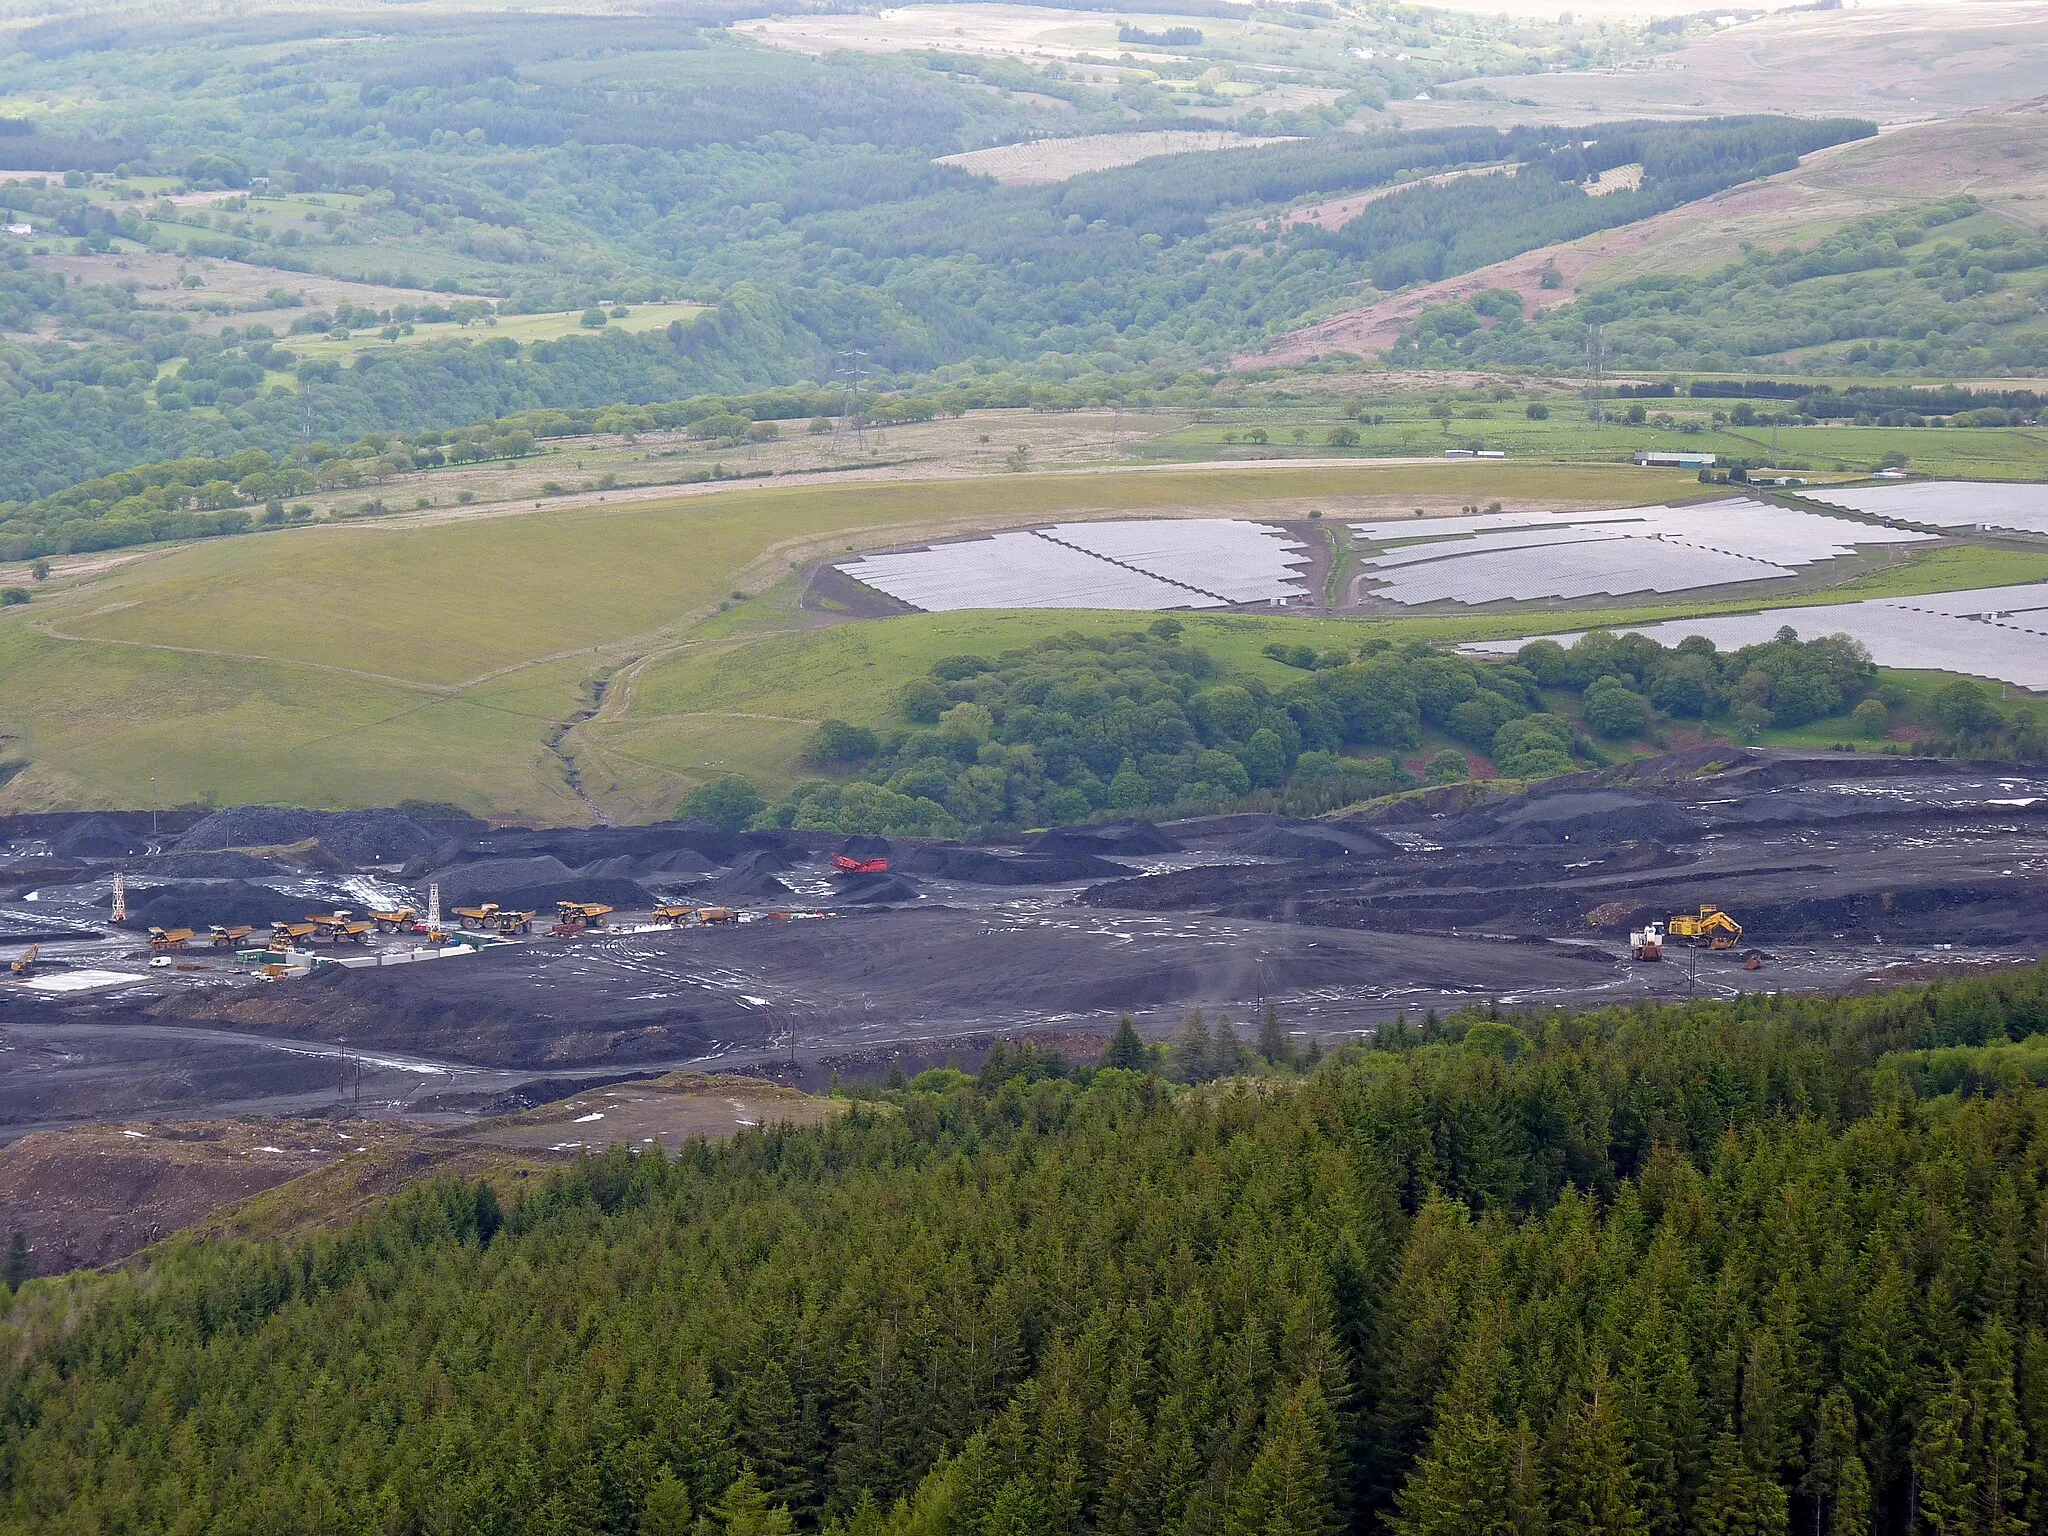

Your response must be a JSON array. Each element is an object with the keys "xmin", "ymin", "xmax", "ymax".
[
  {"xmin": 1668, "ymin": 904, "xmax": 1744, "ymax": 950},
  {"xmin": 10, "ymin": 944, "xmax": 39, "ymax": 977}
]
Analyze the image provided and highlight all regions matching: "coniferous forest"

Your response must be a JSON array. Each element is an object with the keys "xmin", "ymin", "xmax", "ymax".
[{"xmin": 12, "ymin": 968, "xmax": 2048, "ymax": 1533}]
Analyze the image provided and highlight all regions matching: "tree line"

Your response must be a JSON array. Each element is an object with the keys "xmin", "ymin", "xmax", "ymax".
[
  {"xmin": 755, "ymin": 622, "xmax": 1886, "ymax": 837},
  {"xmin": 13, "ymin": 963, "xmax": 2048, "ymax": 1532}
]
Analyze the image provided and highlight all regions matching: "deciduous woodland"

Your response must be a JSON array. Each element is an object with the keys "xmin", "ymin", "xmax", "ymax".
[{"xmin": 11, "ymin": 969, "xmax": 2048, "ymax": 1534}]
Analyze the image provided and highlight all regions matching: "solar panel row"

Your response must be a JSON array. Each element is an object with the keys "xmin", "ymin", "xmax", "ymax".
[
  {"xmin": 1462, "ymin": 581, "xmax": 2048, "ymax": 692},
  {"xmin": 1040, "ymin": 520, "xmax": 1310, "ymax": 604},
  {"xmin": 1803, "ymin": 482, "xmax": 2048, "ymax": 535},
  {"xmin": 1350, "ymin": 496, "xmax": 1932, "ymax": 605},
  {"xmin": 835, "ymin": 520, "xmax": 1312, "ymax": 612}
]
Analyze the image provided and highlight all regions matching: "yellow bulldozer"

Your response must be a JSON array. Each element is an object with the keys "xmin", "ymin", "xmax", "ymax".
[{"xmin": 1668, "ymin": 904, "xmax": 1743, "ymax": 950}]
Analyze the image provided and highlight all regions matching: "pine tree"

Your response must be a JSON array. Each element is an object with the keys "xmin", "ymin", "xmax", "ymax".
[
  {"xmin": 712, "ymin": 1470, "xmax": 795, "ymax": 1536},
  {"xmin": 1258, "ymin": 1003, "xmax": 1289, "ymax": 1067},
  {"xmin": 1392, "ymin": 1315, "xmax": 1522, "ymax": 1536},
  {"xmin": 1691, "ymin": 1431, "xmax": 1787, "ymax": 1536},
  {"xmin": 1224, "ymin": 1379, "xmax": 1341, "ymax": 1536},
  {"xmin": 2, "ymin": 1230, "xmax": 27, "ymax": 1292},
  {"xmin": 1549, "ymin": 1362, "xmax": 1650, "ymax": 1536},
  {"xmin": 639, "ymin": 1469, "xmax": 692, "ymax": 1536},
  {"xmin": 1844, "ymin": 1258, "xmax": 1918, "ymax": 1474},
  {"xmin": 1913, "ymin": 1368, "xmax": 1975, "ymax": 1536},
  {"xmin": 1174, "ymin": 1009, "xmax": 1214, "ymax": 1083},
  {"xmin": 1966, "ymin": 1320, "xmax": 2028, "ymax": 1536},
  {"xmin": 1507, "ymin": 1418, "xmax": 1550, "ymax": 1536},
  {"xmin": 736, "ymin": 1361, "xmax": 814, "ymax": 1514},
  {"xmin": 1101, "ymin": 1015, "xmax": 1146, "ymax": 1071},
  {"xmin": 1806, "ymin": 1389, "xmax": 1870, "ymax": 1536}
]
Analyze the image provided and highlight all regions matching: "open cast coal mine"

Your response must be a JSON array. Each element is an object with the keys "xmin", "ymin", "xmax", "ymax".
[{"xmin": 2, "ymin": 747, "xmax": 2043, "ymax": 1139}]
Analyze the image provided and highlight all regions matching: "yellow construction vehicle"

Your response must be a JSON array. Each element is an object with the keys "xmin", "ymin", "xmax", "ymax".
[
  {"xmin": 370, "ymin": 907, "xmax": 417, "ymax": 933},
  {"xmin": 307, "ymin": 913, "xmax": 375, "ymax": 945},
  {"xmin": 651, "ymin": 904, "xmax": 698, "ymax": 927},
  {"xmin": 210, "ymin": 925, "xmax": 254, "ymax": 948},
  {"xmin": 148, "ymin": 927, "xmax": 195, "ymax": 953},
  {"xmin": 453, "ymin": 904, "xmax": 500, "ymax": 930},
  {"xmin": 1668, "ymin": 905, "xmax": 1743, "ymax": 950},
  {"xmin": 10, "ymin": 944, "xmax": 39, "ymax": 977},
  {"xmin": 555, "ymin": 900, "xmax": 613, "ymax": 932},
  {"xmin": 268, "ymin": 921, "xmax": 317, "ymax": 951},
  {"xmin": 493, "ymin": 909, "xmax": 535, "ymax": 936},
  {"xmin": 696, "ymin": 906, "xmax": 738, "ymax": 926}
]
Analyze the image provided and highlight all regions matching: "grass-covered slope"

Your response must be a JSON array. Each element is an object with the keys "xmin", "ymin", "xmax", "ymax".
[{"xmin": 11, "ymin": 969, "xmax": 2048, "ymax": 1533}]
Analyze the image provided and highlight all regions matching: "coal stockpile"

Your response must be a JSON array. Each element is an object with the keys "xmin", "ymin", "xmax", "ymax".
[
  {"xmin": 832, "ymin": 870, "xmax": 921, "ymax": 904},
  {"xmin": 176, "ymin": 808, "xmax": 441, "ymax": 867},
  {"xmin": 124, "ymin": 881, "xmax": 306, "ymax": 931},
  {"xmin": 1085, "ymin": 752, "xmax": 2048, "ymax": 949},
  {"xmin": 1220, "ymin": 823, "xmax": 1400, "ymax": 860},
  {"xmin": 49, "ymin": 816, "xmax": 152, "ymax": 860},
  {"xmin": 403, "ymin": 822, "xmax": 759, "ymax": 876},
  {"xmin": 1027, "ymin": 821, "xmax": 1180, "ymax": 856},
  {"xmin": 894, "ymin": 846, "xmax": 1135, "ymax": 884},
  {"xmin": 139, "ymin": 851, "xmax": 293, "ymax": 879}
]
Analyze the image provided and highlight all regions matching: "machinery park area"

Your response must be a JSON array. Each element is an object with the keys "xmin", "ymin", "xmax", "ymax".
[{"xmin": 2, "ymin": 746, "xmax": 2046, "ymax": 1145}]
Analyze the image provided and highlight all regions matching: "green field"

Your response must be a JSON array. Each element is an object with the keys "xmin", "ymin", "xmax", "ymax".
[
  {"xmin": 0, "ymin": 461, "xmax": 1669, "ymax": 816},
  {"xmin": 6, "ymin": 457, "xmax": 2043, "ymax": 818},
  {"xmin": 1152, "ymin": 397, "xmax": 2048, "ymax": 481},
  {"xmin": 278, "ymin": 302, "xmax": 707, "ymax": 367}
]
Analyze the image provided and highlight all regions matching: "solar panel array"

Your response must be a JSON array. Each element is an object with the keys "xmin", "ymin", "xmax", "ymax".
[
  {"xmin": 1801, "ymin": 482, "xmax": 2048, "ymax": 535},
  {"xmin": 836, "ymin": 520, "xmax": 1311, "ymax": 612},
  {"xmin": 1462, "ymin": 581, "xmax": 2048, "ymax": 692},
  {"xmin": 1349, "ymin": 497, "xmax": 1933, "ymax": 606},
  {"xmin": 1041, "ymin": 520, "xmax": 1311, "ymax": 604}
]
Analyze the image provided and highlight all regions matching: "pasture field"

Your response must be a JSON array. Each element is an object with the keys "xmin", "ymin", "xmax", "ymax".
[
  {"xmin": 278, "ymin": 302, "xmax": 707, "ymax": 368},
  {"xmin": 1153, "ymin": 400, "xmax": 2048, "ymax": 483},
  {"xmin": 4, "ymin": 443, "xmax": 2041, "ymax": 818},
  {"xmin": 936, "ymin": 131, "xmax": 1283, "ymax": 185},
  {"xmin": 0, "ymin": 460, "xmax": 1674, "ymax": 814}
]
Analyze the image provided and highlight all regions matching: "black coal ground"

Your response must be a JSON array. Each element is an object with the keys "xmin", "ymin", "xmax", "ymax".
[{"xmin": 4, "ymin": 750, "xmax": 2045, "ymax": 1140}]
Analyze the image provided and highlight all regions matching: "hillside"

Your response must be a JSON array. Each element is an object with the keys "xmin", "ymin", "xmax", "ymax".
[
  {"xmin": 11, "ymin": 970, "xmax": 2048, "ymax": 1532},
  {"xmin": 1241, "ymin": 101, "xmax": 2048, "ymax": 370}
]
